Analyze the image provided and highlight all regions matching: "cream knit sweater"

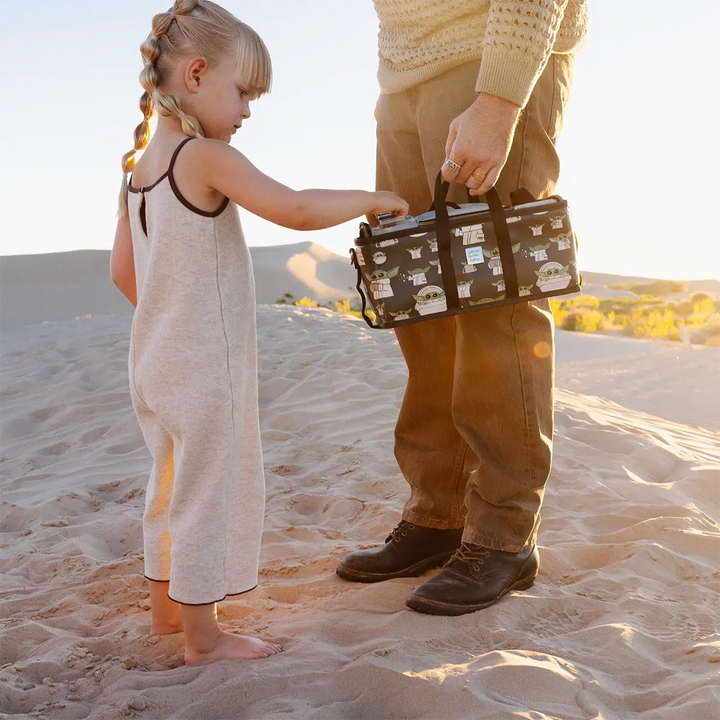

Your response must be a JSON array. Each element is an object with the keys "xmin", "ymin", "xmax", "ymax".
[{"xmin": 374, "ymin": 0, "xmax": 588, "ymax": 107}]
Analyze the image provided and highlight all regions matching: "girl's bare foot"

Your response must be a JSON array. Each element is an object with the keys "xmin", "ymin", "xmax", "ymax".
[
  {"xmin": 185, "ymin": 630, "xmax": 282, "ymax": 666},
  {"xmin": 151, "ymin": 619, "xmax": 241, "ymax": 636}
]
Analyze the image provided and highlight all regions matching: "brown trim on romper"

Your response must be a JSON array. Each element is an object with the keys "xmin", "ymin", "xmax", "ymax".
[
  {"xmin": 127, "ymin": 136, "xmax": 230, "ymax": 217},
  {"xmin": 167, "ymin": 584, "xmax": 259, "ymax": 606}
]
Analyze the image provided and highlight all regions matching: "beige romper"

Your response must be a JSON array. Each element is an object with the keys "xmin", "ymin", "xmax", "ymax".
[{"xmin": 127, "ymin": 137, "xmax": 264, "ymax": 605}]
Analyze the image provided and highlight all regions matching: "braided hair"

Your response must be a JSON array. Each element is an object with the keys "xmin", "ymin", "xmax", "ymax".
[{"xmin": 118, "ymin": 0, "xmax": 272, "ymax": 216}]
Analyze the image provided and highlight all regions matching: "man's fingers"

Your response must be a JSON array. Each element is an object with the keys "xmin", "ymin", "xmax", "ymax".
[
  {"xmin": 440, "ymin": 154, "xmax": 463, "ymax": 183},
  {"xmin": 444, "ymin": 123, "xmax": 458, "ymax": 160},
  {"xmin": 468, "ymin": 165, "xmax": 501, "ymax": 197}
]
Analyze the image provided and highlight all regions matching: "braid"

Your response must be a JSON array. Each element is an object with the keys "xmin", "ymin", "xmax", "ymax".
[{"xmin": 172, "ymin": 0, "xmax": 202, "ymax": 16}]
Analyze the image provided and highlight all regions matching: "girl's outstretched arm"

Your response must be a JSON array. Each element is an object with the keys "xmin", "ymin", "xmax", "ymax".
[
  {"xmin": 196, "ymin": 139, "xmax": 408, "ymax": 231},
  {"xmin": 110, "ymin": 212, "xmax": 137, "ymax": 307}
]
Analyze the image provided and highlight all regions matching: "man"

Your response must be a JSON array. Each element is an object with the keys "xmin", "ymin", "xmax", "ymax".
[{"xmin": 337, "ymin": 0, "xmax": 588, "ymax": 616}]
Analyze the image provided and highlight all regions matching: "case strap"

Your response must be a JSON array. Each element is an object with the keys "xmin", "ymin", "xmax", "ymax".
[
  {"xmin": 432, "ymin": 173, "xmax": 519, "ymax": 303},
  {"xmin": 432, "ymin": 174, "xmax": 461, "ymax": 311},
  {"xmin": 349, "ymin": 249, "xmax": 381, "ymax": 329}
]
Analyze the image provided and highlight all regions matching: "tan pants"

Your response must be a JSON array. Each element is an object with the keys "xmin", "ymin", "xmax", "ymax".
[{"xmin": 376, "ymin": 55, "xmax": 574, "ymax": 552}]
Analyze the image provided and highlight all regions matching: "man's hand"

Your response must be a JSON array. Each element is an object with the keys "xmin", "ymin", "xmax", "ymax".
[{"xmin": 441, "ymin": 93, "xmax": 521, "ymax": 197}]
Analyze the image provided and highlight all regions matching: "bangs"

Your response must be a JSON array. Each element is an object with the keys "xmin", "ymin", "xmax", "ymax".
[{"xmin": 235, "ymin": 23, "xmax": 272, "ymax": 97}]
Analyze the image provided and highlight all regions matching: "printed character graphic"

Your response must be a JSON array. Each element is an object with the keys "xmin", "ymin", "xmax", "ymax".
[
  {"xmin": 469, "ymin": 294, "xmax": 505, "ymax": 306},
  {"xmin": 529, "ymin": 223, "xmax": 544, "ymax": 237},
  {"xmin": 549, "ymin": 213, "xmax": 566, "ymax": 230},
  {"xmin": 375, "ymin": 302, "xmax": 387, "ymax": 320},
  {"xmin": 405, "ymin": 266, "xmax": 431, "ymax": 286},
  {"xmin": 549, "ymin": 232, "xmax": 573, "ymax": 251},
  {"xmin": 389, "ymin": 307, "xmax": 414, "ymax": 321},
  {"xmin": 412, "ymin": 286, "xmax": 447, "ymax": 316},
  {"xmin": 427, "ymin": 237, "xmax": 439, "ymax": 252},
  {"xmin": 377, "ymin": 238, "xmax": 399, "ymax": 248},
  {"xmin": 372, "ymin": 251, "xmax": 387, "ymax": 265},
  {"xmin": 482, "ymin": 243, "xmax": 520, "ymax": 275},
  {"xmin": 354, "ymin": 248, "xmax": 366, "ymax": 266},
  {"xmin": 519, "ymin": 284, "xmax": 534, "ymax": 297},
  {"xmin": 506, "ymin": 216, "xmax": 521, "ymax": 224},
  {"xmin": 492, "ymin": 279, "xmax": 505, "ymax": 293},
  {"xmin": 461, "ymin": 261, "xmax": 478, "ymax": 274},
  {"xmin": 457, "ymin": 279, "xmax": 473, "ymax": 298},
  {"xmin": 535, "ymin": 262, "xmax": 571, "ymax": 293},
  {"xmin": 407, "ymin": 246, "xmax": 423, "ymax": 259},
  {"xmin": 366, "ymin": 266, "xmax": 400, "ymax": 299},
  {"xmin": 527, "ymin": 243, "xmax": 550, "ymax": 262},
  {"xmin": 429, "ymin": 259, "xmax": 442, "ymax": 275},
  {"xmin": 454, "ymin": 223, "xmax": 485, "ymax": 245}
]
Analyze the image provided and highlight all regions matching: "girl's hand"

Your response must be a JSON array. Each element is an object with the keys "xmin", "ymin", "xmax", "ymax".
[{"xmin": 365, "ymin": 191, "xmax": 409, "ymax": 226}]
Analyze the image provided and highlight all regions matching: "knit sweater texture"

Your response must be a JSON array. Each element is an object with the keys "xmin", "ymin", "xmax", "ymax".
[{"xmin": 374, "ymin": 0, "xmax": 588, "ymax": 107}]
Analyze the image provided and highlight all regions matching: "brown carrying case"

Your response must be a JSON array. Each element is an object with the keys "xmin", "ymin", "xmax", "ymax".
[{"xmin": 350, "ymin": 173, "xmax": 580, "ymax": 329}]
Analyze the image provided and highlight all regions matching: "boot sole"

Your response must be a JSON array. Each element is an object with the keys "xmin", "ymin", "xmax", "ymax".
[
  {"xmin": 405, "ymin": 566, "xmax": 538, "ymax": 616},
  {"xmin": 336, "ymin": 550, "xmax": 454, "ymax": 584}
]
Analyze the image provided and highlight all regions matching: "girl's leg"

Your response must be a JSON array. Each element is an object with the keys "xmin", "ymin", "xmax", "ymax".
[
  {"xmin": 181, "ymin": 603, "xmax": 281, "ymax": 666},
  {"xmin": 149, "ymin": 580, "xmax": 259, "ymax": 636},
  {"xmin": 149, "ymin": 580, "xmax": 183, "ymax": 634}
]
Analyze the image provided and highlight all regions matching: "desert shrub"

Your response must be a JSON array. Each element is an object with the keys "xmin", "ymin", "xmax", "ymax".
[
  {"xmin": 691, "ymin": 291, "xmax": 714, "ymax": 304},
  {"xmin": 294, "ymin": 296, "xmax": 317, "ymax": 307},
  {"xmin": 622, "ymin": 306, "xmax": 680, "ymax": 341},
  {"xmin": 561, "ymin": 309, "xmax": 604, "ymax": 333},
  {"xmin": 610, "ymin": 280, "xmax": 687, "ymax": 296},
  {"xmin": 335, "ymin": 299, "xmax": 351, "ymax": 313}
]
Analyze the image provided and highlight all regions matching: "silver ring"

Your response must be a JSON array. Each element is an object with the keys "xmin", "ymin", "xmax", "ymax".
[{"xmin": 444, "ymin": 158, "xmax": 461, "ymax": 173}]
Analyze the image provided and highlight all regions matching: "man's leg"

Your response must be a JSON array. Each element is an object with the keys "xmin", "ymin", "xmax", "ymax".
[
  {"xmin": 407, "ymin": 55, "xmax": 574, "ymax": 613},
  {"xmin": 377, "ymin": 88, "xmax": 470, "ymax": 530}
]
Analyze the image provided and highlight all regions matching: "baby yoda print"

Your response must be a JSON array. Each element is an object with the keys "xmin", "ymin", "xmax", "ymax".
[
  {"xmin": 549, "ymin": 213, "xmax": 566, "ymax": 230},
  {"xmin": 427, "ymin": 237, "xmax": 438, "ymax": 252},
  {"xmin": 407, "ymin": 246, "xmax": 423, "ymax": 260},
  {"xmin": 469, "ymin": 294, "xmax": 505, "ymax": 306},
  {"xmin": 549, "ymin": 232, "xmax": 573, "ymax": 251},
  {"xmin": 529, "ymin": 224, "xmax": 544, "ymax": 237},
  {"xmin": 389, "ymin": 307, "xmax": 414, "ymax": 321},
  {"xmin": 354, "ymin": 248, "xmax": 366, "ymax": 266},
  {"xmin": 366, "ymin": 266, "xmax": 400, "ymax": 299},
  {"xmin": 412, "ymin": 286, "xmax": 447, "ymax": 316},
  {"xmin": 405, "ymin": 267, "xmax": 431, "ymax": 286},
  {"xmin": 461, "ymin": 262, "xmax": 478, "ymax": 274},
  {"xmin": 457, "ymin": 279, "xmax": 473, "ymax": 298},
  {"xmin": 372, "ymin": 251, "xmax": 387, "ymax": 265},
  {"xmin": 492, "ymin": 279, "xmax": 505, "ymax": 293},
  {"xmin": 375, "ymin": 302, "xmax": 387, "ymax": 320},
  {"xmin": 454, "ymin": 223, "xmax": 485, "ymax": 245},
  {"xmin": 482, "ymin": 244, "xmax": 520, "ymax": 275},
  {"xmin": 519, "ymin": 284, "xmax": 534, "ymax": 297},
  {"xmin": 527, "ymin": 243, "xmax": 550, "ymax": 262},
  {"xmin": 535, "ymin": 262, "xmax": 571, "ymax": 293},
  {"xmin": 376, "ymin": 238, "xmax": 399, "ymax": 248},
  {"xmin": 429, "ymin": 259, "xmax": 442, "ymax": 274}
]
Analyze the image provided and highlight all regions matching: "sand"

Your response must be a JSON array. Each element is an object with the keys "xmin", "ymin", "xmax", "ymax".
[{"xmin": 1, "ymin": 265, "xmax": 719, "ymax": 718}]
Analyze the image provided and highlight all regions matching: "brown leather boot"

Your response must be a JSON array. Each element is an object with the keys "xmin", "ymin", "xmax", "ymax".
[
  {"xmin": 336, "ymin": 520, "xmax": 464, "ymax": 583},
  {"xmin": 405, "ymin": 542, "xmax": 539, "ymax": 615}
]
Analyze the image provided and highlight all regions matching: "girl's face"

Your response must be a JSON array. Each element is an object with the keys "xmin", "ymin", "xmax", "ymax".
[{"xmin": 181, "ymin": 57, "xmax": 254, "ymax": 143}]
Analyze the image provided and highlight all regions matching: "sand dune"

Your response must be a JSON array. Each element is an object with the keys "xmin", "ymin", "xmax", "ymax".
[
  {"xmin": 1, "ymin": 306, "xmax": 718, "ymax": 719},
  {"xmin": 0, "ymin": 244, "xmax": 356, "ymax": 330}
]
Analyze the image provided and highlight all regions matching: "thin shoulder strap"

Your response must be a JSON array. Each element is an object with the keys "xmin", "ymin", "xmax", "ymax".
[{"xmin": 168, "ymin": 136, "xmax": 196, "ymax": 177}]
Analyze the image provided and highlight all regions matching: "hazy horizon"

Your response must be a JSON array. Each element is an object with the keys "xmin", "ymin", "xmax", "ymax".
[{"xmin": 2, "ymin": 1, "xmax": 719, "ymax": 281}]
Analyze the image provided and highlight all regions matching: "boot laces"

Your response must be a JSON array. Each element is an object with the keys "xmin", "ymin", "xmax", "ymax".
[
  {"xmin": 386, "ymin": 520, "xmax": 416, "ymax": 544},
  {"xmin": 448, "ymin": 542, "xmax": 491, "ymax": 570}
]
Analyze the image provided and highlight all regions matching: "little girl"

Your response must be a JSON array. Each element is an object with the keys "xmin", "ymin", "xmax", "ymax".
[{"xmin": 110, "ymin": 0, "xmax": 407, "ymax": 667}]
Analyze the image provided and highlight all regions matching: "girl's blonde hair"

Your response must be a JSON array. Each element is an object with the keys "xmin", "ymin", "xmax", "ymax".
[{"xmin": 118, "ymin": 0, "xmax": 272, "ymax": 216}]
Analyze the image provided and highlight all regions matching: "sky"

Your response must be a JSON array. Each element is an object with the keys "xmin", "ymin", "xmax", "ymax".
[{"xmin": 1, "ymin": 1, "xmax": 719, "ymax": 281}]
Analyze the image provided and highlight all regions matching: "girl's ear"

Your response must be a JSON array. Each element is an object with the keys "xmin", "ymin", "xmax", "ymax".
[{"xmin": 184, "ymin": 58, "xmax": 208, "ymax": 92}]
